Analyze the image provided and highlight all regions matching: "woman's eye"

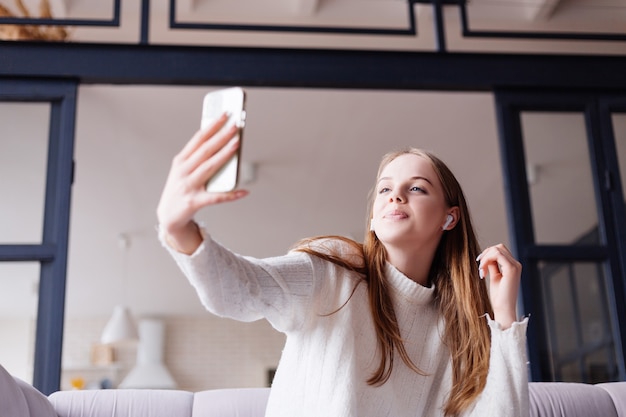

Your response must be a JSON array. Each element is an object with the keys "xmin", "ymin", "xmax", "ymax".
[
  {"xmin": 410, "ymin": 186, "xmax": 425, "ymax": 193},
  {"xmin": 378, "ymin": 187, "xmax": 391, "ymax": 194}
]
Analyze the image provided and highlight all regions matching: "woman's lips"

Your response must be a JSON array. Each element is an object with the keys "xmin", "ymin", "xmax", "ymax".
[{"xmin": 384, "ymin": 210, "xmax": 408, "ymax": 220}]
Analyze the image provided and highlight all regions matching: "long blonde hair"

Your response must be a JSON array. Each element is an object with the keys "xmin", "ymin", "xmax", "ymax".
[{"xmin": 294, "ymin": 148, "xmax": 493, "ymax": 416}]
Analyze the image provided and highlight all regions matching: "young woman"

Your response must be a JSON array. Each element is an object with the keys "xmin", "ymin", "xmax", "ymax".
[{"xmin": 157, "ymin": 113, "xmax": 529, "ymax": 417}]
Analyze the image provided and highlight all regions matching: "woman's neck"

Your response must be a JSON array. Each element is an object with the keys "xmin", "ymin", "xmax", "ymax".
[{"xmin": 385, "ymin": 245, "xmax": 436, "ymax": 287}]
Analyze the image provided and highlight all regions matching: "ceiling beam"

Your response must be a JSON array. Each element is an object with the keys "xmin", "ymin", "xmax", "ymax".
[
  {"xmin": 174, "ymin": 0, "xmax": 319, "ymax": 15},
  {"xmin": 1, "ymin": 42, "xmax": 626, "ymax": 91},
  {"xmin": 467, "ymin": 0, "xmax": 564, "ymax": 21},
  {"xmin": 176, "ymin": 0, "xmax": 197, "ymax": 14},
  {"xmin": 49, "ymin": 0, "xmax": 67, "ymax": 17},
  {"xmin": 525, "ymin": 0, "xmax": 563, "ymax": 21},
  {"xmin": 290, "ymin": 0, "xmax": 319, "ymax": 16}
]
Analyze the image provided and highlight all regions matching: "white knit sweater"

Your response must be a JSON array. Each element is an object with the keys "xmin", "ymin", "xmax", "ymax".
[{"xmin": 162, "ymin": 230, "xmax": 529, "ymax": 417}]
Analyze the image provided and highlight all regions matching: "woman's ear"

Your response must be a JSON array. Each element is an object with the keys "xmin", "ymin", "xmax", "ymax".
[{"xmin": 442, "ymin": 207, "xmax": 460, "ymax": 231}]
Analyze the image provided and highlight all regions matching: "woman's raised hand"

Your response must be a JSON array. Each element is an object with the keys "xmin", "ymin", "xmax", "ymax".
[
  {"xmin": 157, "ymin": 113, "xmax": 248, "ymax": 254},
  {"xmin": 476, "ymin": 244, "xmax": 522, "ymax": 330}
]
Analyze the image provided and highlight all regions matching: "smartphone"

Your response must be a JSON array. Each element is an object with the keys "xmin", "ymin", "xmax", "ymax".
[{"xmin": 201, "ymin": 87, "xmax": 247, "ymax": 193}]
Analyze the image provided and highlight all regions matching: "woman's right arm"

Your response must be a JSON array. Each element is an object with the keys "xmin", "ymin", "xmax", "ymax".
[
  {"xmin": 156, "ymin": 115, "xmax": 320, "ymax": 331},
  {"xmin": 159, "ymin": 228, "xmax": 318, "ymax": 332},
  {"xmin": 156, "ymin": 112, "xmax": 248, "ymax": 255}
]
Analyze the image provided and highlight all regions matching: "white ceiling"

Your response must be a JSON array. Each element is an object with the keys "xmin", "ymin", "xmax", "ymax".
[
  {"xmin": 41, "ymin": 0, "xmax": 622, "ymax": 21},
  {"xmin": 6, "ymin": 0, "xmax": 624, "ymax": 53}
]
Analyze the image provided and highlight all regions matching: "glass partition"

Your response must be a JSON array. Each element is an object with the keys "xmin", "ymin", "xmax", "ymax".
[
  {"xmin": 541, "ymin": 260, "xmax": 618, "ymax": 382},
  {"xmin": 0, "ymin": 102, "xmax": 49, "ymax": 244},
  {"xmin": 0, "ymin": 262, "xmax": 40, "ymax": 384},
  {"xmin": 521, "ymin": 112, "xmax": 599, "ymax": 245}
]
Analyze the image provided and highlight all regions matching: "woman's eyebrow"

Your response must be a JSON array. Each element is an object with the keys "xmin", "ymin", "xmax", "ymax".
[
  {"xmin": 412, "ymin": 176, "xmax": 433, "ymax": 185},
  {"xmin": 377, "ymin": 176, "xmax": 433, "ymax": 185}
]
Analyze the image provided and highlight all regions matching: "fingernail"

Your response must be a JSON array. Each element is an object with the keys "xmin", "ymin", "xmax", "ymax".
[
  {"xmin": 228, "ymin": 136, "xmax": 239, "ymax": 148},
  {"xmin": 231, "ymin": 189, "xmax": 248, "ymax": 199},
  {"xmin": 479, "ymin": 268, "xmax": 485, "ymax": 279},
  {"xmin": 476, "ymin": 253, "xmax": 482, "ymax": 262}
]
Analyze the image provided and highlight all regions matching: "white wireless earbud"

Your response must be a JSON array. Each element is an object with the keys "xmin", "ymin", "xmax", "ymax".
[
  {"xmin": 442, "ymin": 214, "xmax": 454, "ymax": 231},
  {"xmin": 370, "ymin": 219, "xmax": 375, "ymax": 232}
]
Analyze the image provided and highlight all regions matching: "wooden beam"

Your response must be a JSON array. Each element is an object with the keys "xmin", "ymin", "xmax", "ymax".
[
  {"xmin": 525, "ymin": 0, "xmax": 563, "ymax": 21},
  {"xmin": 177, "ymin": 0, "xmax": 197, "ymax": 13},
  {"xmin": 466, "ymin": 0, "xmax": 564, "ymax": 21},
  {"xmin": 49, "ymin": 0, "xmax": 67, "ymax": 17},
  {"xmin": 290, "ymin": 0, "xmax": 319, "ymax": 16}
]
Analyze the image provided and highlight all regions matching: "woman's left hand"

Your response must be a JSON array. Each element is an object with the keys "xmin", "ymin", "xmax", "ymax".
[{"xmin": 476, "ymin": 244, "xmax": 522, "ymax": 329}]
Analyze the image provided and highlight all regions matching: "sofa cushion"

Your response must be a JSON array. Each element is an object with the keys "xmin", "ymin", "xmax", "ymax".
[
  {"xmin": 49, "ymin": 389, "xmax": 194, "ymax": 417},
  {"xmin": 193, "ymin": 388, "xmax": 270, "ymax": 417},
  {"xmin": 0, "ymin": 364, "xmax": 57, "ymax": 417},
  {"xmin": 529, "ymin": 382, "xmax": 618, "ymax": 417},
  {"xmin": 597, "ymin": 382, "xmax": 626, "ymax": 417}
]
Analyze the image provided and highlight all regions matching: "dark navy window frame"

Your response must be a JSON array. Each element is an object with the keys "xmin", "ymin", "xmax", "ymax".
[
  {"xmin": 495, "ymin": 90, "xmax": 626, "ymax": 382},
  {"xmin": 0, "ymin": 79, "xmax": 77, "ymax": 395}
]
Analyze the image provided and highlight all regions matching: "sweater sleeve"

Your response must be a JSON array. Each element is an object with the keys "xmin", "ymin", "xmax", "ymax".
[
  {"xmin": 465, "ymin": 317, "xmax": 530, "ymax": 417},
  {"xmin": 159, "ymin": 226, "xmax": 317, "ymax": 334}
]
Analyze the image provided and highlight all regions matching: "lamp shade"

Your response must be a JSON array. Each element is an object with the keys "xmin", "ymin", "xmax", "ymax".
[{"xmin": 100, "ymin": 305, "xmax": 139, "ymax": 344}]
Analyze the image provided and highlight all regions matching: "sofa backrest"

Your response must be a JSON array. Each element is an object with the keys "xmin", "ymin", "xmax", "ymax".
[
  {"xmin": 47, "ymin": 387, "xmax": 271, "ymax": 417},
  {"xmin": 2, "ymin": 357, "xmax": 624, "ymax": 417},
  {"xmin": 529, "ymin": 382, "xmax": 620, "ymax": 417},
  {"xmin": 193, "ymin": 388, "xmax": 270, "ymax": 417},
  {"xmin": 190, "ymin": 384, "xmax": 626, "ymax": 417},
  {"xmin": 49, "ymin": 389, "xmax": 194, "ymax": 417},
  {"xmin": 597, "ymin": 382, "xmax": 626, "ymax": 417}
]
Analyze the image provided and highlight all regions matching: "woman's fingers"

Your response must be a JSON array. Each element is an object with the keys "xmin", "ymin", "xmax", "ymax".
[
  {"xmin": 188, "ymin": 126, "xmax": 240, "ymax": 187},
  {"xmin": 157, "ymin": 118, "xmax": 246, "ymax": 233},
  {"xmin": 196, "ymin": 189, "xmax": 249, "ymax": 206},
  {"xmin": 178, "ymin": 112, "xmax": 230, "ymax": 162},
  {"xmin": 477, "ymin": 244, "xmax": 522, "ymax": 329},
  {"xmin": 487, "ymin": 263, "xmax": 501, "ymax": 280},
  {"xmin": 476, "ymin": 244, "xmax": 521, "ymax": 280}
]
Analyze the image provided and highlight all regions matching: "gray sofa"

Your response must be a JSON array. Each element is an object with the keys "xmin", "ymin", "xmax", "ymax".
[{"xmin": 2, "ymin": 363, "xmax": 625, "ymax": 417}]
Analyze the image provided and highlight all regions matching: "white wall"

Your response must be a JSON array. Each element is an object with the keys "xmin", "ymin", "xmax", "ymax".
[{"xmin": 60, "ymin": 315, "xmax": 285, "ymax": 391}]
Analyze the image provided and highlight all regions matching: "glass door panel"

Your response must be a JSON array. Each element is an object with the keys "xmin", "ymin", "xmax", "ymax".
[
  {"xmin": 0, "ymin": 102, "xmax": 49, "ymax": 243},
  {"xmin": 497, "ymin": 91, "xmax": 626, "ymax": 382},
  {"xmin": 540, "ymin": 260, "xmax": 618, "ymax": 383},
  {"xmin": 521, "ymin": 112, "xmax": 600, "ymax": 245},
  {"xmin": 0, "ymin": 262, "xmax": 40, "ymax": 384},
  {"xmin": 1, "ymin": 79, "xmax": 78, "ymax": 393}
]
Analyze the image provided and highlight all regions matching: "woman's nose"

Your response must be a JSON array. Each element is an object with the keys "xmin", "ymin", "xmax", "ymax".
[{"xmin": 389, "ymin": 193, "xmax": 405, "ymax": 203}]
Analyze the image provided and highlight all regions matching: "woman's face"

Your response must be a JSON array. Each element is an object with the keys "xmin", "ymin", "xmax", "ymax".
[{"xmin": 372, "ymin": 154, "xmax": 451, "ymax": 250}]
